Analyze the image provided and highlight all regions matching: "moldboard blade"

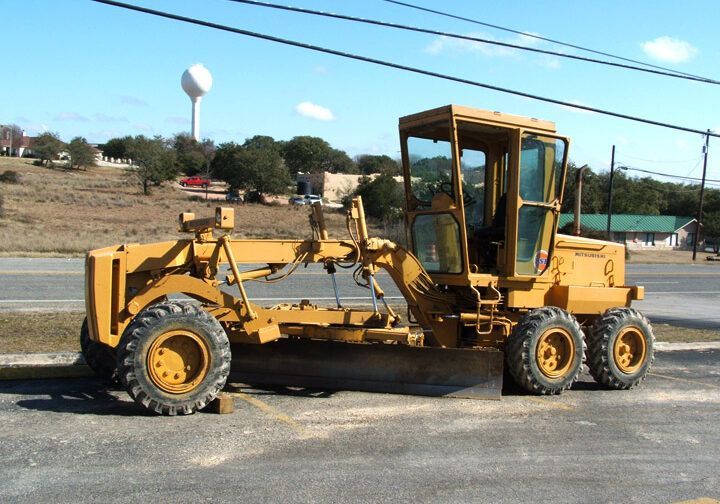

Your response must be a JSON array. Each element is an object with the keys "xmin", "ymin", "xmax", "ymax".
[{"xmin": 229, "ymin": 339, "xmax": 503, "ymax": 400}]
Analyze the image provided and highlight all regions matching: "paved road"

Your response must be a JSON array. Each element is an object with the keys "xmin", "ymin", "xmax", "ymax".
[
  {"xmin": 0, "ymin": 348, "xmax": 718, "ymax": 503},
  {"xmin": 1, "ymin": 258, "xmax": 719, "ymax": 330}
]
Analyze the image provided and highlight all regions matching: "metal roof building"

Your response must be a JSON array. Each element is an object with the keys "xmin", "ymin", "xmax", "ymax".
[{"xmin": 558, "ymin": 214, "xmax": 697, "ymax": 249}]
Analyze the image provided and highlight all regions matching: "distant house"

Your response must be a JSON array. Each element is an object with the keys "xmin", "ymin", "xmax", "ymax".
[
  {"xmin": 558, "ymin": 214, "xmax": 697, "ymax": 250},
  {"xmin": 296, "ymin": 172, "xmax": 403, "ymax": 202},
  {"xmin": 0, "ymin": 125, "xmax": 34, "ymax": 157}
]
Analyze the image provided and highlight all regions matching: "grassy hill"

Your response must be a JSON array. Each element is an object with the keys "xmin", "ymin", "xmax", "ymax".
[{"xmin": 0, "ymin": 158, "xmax": 364, "ymax": 256}]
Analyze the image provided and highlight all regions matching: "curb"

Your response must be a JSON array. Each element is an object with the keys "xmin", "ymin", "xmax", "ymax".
[
  {"xmin": 0, "ymin": 352, "xmax": 92, "ymax": 380},
  {"xmin": 0, "ymin": 342, "xmax": 718, "ymax": 381},
  {"xmin": 654, "ymin": 341, "xmax": 720, "ymax": 352}
]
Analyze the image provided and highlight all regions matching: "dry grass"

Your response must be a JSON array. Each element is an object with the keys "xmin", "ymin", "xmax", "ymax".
[
  {"xmin": 0, "ymin": 158, "xmax": 359, "ymax": 256},
  {"xmin": 0, "ymin": 312, "xmax": 716, "ymax": 354},
  {"xmin": 0, "ymin": 312, "xmax": 84, "ymax": 353},
  {"xmin": 628, "ymin": 248, "xmax": 716, "ymax": 264}
]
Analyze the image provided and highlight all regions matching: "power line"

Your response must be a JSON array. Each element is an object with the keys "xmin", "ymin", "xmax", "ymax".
[
  {"xmin": 383, "ymin": 0, "xmax": 714, "ymax": 83},
  {"xmin": 226, "ymin": 0, "xmax": 720, "ymax": 86},
  {"xmin": 620, "ymin": 164, "xmax": 720, "ymax": 184},
  {"xmin": 90, "ymin": 0, "xmax": 720, "ymax": 139}
]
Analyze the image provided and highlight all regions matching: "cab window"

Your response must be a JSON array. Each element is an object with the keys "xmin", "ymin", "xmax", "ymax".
[{"xmin": 406, "ymin": 126, "xmax": 453, "ymax": 206}]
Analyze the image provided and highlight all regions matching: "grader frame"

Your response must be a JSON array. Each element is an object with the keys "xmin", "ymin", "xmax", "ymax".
[{"xmin": 83, "ymin": 104, "xmax": 655, "ymax": 415}]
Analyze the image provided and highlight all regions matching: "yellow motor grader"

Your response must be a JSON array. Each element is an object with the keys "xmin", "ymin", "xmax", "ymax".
[{"xmin": 83, "ymin": 105, "xmax": 653, "ymax": 415}]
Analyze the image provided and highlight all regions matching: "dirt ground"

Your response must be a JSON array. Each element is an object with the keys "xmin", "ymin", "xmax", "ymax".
[
  {"xmin": 0, "ymin": 158, "xmax": 359, "ymax": 255},
  {"xmin": 1, "ymin": 157, "xmax": 714, "ymax": 261}
]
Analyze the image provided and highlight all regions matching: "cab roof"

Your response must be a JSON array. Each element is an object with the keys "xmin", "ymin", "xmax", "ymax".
[{"xmin": 399, "ymin": 104, "xmax": 557, "ymax": 134}]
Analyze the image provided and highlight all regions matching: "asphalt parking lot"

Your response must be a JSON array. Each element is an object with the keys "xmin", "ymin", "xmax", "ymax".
[{"xmin": 0, "ymin": 348, "xmax": 718, "ymax": 503}]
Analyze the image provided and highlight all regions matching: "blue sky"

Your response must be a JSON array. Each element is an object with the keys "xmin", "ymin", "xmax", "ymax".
[{"xmin": 2, "ymin": 0, "xmax": 718, "ymax": 183}]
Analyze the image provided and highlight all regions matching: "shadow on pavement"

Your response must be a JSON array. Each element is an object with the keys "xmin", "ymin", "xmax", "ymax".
[
  {"xmin": 226, "ymin": 382, "xmax": 336, "ymax": 399},
  {"xmin": 2, "ymin": 378, "xmax": 150, "ymax": 416}
]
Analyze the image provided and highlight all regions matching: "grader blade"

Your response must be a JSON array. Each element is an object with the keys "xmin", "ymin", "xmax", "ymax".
[{"xmin": 229, "ymin": 340, "xmax": 504, "ymax": 400}]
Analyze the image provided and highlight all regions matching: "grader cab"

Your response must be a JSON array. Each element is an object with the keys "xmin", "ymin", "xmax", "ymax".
[{"xmin": 83, "ymin": 105, "xmax": 654, "ymax": 415}]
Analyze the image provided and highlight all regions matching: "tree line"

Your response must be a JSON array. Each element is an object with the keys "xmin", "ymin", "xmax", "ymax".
[
  {"xmin": 563, "ymin": 162, "xmax": 720, "ymax": 246},
  {"xmin": 99, "ymin": 133, "xmax": 401, "ymax": 197},
  {"xmin": 24, "ymin": 131, "xmax": 720, "ymax": 247},
  {"xmin": 26, "ymin": 132, "xmax": 97, "ymax": 170}
]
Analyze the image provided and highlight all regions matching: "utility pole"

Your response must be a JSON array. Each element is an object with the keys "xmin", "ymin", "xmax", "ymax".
[
  {"xmin": 606, "ymin": 145, "xmax": 616, "ymax": 240},
  {"xmin": 692, "ymin": 131, "xmax": 710, "ymax": 261}
]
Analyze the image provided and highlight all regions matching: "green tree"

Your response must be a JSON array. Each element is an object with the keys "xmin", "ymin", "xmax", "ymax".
[
  {"xmin": 281, "ymin": 136, "xmax": 357, "ymax": 174},
  {"xmin": 101, "ymin": 136, "xmax": 133, "ymax": 159},
  {"xmin": 356, "ymin": 154, "xmax": 401, "ymax": 175},
  {"xmin": 282, "ymin": 136, "xmax": 330, "ymax": 174},
  {"xmin": 325, "ymin": 148, "xmax": 357, "ymax": 174},
  {"xmin": 126, "ymin": 135, "xmax": 177, "ymax": 195},
  {"xmin": 33, "ymin": 132, "xmax": 65, "ymax": 166},
  {"xmin": 67, "ymin": 137, "xmax": 97, "ymax": 170},
  {"xmin": 702, "ymin": 211, "xmax": 720, "ymax": 254},
  {"xmin": 353, "ymin": 173, "xmax": 404, "ymax": 222},
  {"xmin": 561, "ymin": 163, "xmax": 605, "ymax": 214},
  {"xmin": 211, "ymin": 136, "xmax": 290, "ymax": 200},
  {"xmin": 172, "ymin": 133, "xmax": 215, "ymax": 176}
]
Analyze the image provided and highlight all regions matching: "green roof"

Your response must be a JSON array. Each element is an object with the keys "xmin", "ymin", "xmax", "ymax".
[{"xmin": 558, "ymin": 214, "xmax": 695, "ymax": 233}]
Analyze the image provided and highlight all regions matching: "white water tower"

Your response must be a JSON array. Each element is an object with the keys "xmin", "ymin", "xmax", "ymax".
[{"xmin": 181, "ymin": 64, "xmax": 213, "ymax": 141}]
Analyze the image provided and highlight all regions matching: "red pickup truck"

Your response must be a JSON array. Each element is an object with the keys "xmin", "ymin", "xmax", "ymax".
[{"xmin": 179, "ymin": 176, "xmax": 210, "ymax": 188}]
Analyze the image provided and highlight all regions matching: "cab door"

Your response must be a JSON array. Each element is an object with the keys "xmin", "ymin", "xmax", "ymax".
[
  {"xmin": 507, "ymin": 133, "xmax": 568, "ymax": 278},
  {"xmin": 401, "ymin": 121, "xmax": 467, "ymax": 281}
]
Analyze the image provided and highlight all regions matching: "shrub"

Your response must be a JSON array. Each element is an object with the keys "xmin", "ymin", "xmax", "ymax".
[
  {"xmin": 0, "ymin": 170, "xmax": 21, "ymax": 184},
  {"xmin": 353, "ymin": 173, "xmax": 404, "ymax": 222}
]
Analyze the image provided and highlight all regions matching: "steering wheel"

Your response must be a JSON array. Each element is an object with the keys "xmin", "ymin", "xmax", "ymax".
[{"xmin": 441, "ymin": 181, "xmax": 477, "ymax": 207}]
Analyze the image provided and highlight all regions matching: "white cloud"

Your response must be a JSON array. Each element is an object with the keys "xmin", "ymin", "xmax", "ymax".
[
  {"xmin": 295, "ymin": 102, "xmax": 335, "ymax": 121},
  {"xmin": 641, "ymin": 36, "xmax": 698, "ymax": 63},
  {"xmin": 55, "ymin": 111, "xmax": 89, "ymax": 122},
  {"xmin": 120, "ymin": 95, "xmax": 149, "ymax": 107},
  {"xmin": 426, "ymin": 31, "xmax": 543, "ymax": 59},
  {"xmin": 558, "ymin": 99, "xmax": 595, "ymax": 115},
  {"xmin": 21, "ymin": 123, "xmax": 49, "ymax": 136}
]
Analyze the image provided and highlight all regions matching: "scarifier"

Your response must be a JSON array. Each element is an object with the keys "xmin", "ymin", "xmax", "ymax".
[{"xmin": 83, "ymin": 105, "xmax": 654, "ymax": 415}]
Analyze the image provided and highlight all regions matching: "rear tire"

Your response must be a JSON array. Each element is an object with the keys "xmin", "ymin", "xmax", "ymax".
[
  {"xmin": 505, "ymin": 307, "xmax": 585, "ymax": 395},
  {"xmin": 116, "ymin": 301, "xmax": 231, "ymax": 415},
  {"xmin": 586, "ymin": 308, "xmax": 654, "ymax": 390},
  {"xmin": 80, "ymin": 318, "xmax": 118, "ymax": 383}
]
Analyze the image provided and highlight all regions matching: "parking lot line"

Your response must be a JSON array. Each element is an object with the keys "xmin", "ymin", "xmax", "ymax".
[
  {"xmin": 649, "ymin": 372, "xmax": 720, "ymax": 390},
  {"xmin": 233, "ymin": 392, "xmax": 311, "ymax": 438}
]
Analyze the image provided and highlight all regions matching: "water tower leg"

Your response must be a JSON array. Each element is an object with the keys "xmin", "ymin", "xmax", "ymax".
[{"xmin": 191, "ymin": 96, "xmax": 202, "ymax": 141}]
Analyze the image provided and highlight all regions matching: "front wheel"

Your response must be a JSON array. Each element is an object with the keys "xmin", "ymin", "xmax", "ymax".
[
  {"xmin": 80, "ymin": 318, "xmax": 118, "ymax": 383},
  {"xmin": 586, "ymin": 308, "xmax": 654, "ymax": 390},
  {"xmin": 116, "ymin": 301, "xmax": 231, "ymax": 415},
  {"xmin": 505, "ymin": 307, "xmax": 586, "ymax": 395}
]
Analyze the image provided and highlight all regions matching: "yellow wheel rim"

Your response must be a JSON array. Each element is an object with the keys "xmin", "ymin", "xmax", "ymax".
[
  {"xmin": 147, "ymin": 330, "xmax": 210, "ymax": 394},
  {"xmin": 536, "ymin": 328, "xmax": 575, "ymax": 379},
  {"xmin": 613, "ymin": 326, "xmax": 646, "ymax": 374}
]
